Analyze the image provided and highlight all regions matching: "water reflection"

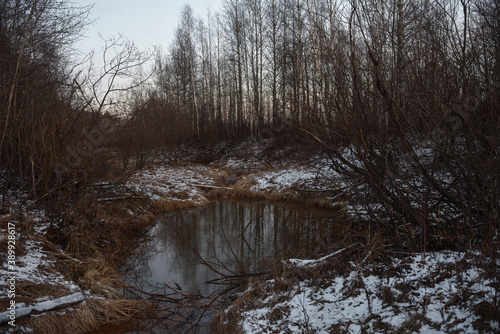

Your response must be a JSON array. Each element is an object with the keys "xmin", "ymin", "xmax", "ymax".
[{"xmin": 124, "ymin": 200, "xmax": 342, "ymax": 297}]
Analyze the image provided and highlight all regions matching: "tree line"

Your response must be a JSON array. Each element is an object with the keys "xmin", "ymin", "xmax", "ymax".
[{"xmin": 135, "ymin": 0, "xmax": 499, "ymax": 143}]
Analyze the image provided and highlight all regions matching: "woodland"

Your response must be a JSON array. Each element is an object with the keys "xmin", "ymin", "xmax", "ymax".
[{"xmin": 1, "ymin": 0, "xmax": 499, "ymax": 332}]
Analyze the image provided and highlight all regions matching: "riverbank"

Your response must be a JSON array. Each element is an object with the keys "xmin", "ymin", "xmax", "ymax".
[
  {"xmin": 118, "ymin": 142, "xmax": 500, "ymax": 333},
  {"xmin": 1, "ymin": 140, "xmax": 499, "ymax": 333},
  {"xmin": 1, "ymin": 141, "xmax": 343, "ymax": 333},
  {"xmin": 0, "ymin": 187, "xmax": 156, "ymax": 333},
  {"xmin": 212, "ymin": 247, "xmax": 498, "ymax": 333},
  {"xmin": 126, "ymin": 140, "xmax": 346, "ymax": 211}
]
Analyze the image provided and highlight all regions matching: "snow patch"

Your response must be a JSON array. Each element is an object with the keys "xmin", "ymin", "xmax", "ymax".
[{"xmin": 238, "ymin": 251, "xmax": 498, "ymax": 333}]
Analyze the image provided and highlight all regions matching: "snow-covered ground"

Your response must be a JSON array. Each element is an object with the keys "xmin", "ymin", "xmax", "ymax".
[
  {"xmin": 249, "ymin": 161, "xmax": 340, "ymax": 193},
  {"xmin": 125, "ymin": 157, "xmax": 498, "ymax": 334},
  {"xmin": 236, "ymin": 251, "xmax": 499, "ymax": 333},
  {"xmin": 126, "ymin": 157, "xmax": 343, "ymax": 208},
  {"xmin": 127, "ymin": 164, "xmax": 219, "ymax": 206},
  {"xmin": 2, "ymin": 147, "xmax": 498, "ymax": 333},
  {"xmin": 0, "ymin": 206, "xmax": 85, "ymax": 331},
  {"xmin": 0, "ymin": 292, "xmax": 85, "ymax": 324}
]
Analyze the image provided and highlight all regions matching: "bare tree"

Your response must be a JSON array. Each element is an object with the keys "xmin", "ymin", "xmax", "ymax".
[
  {"xmin": 0, "ymin": 0, "xmax": 92, "ymax": 198},
  {"xmin": 144, "ymin": 1, "xmax": 498, "ymax": 255}
]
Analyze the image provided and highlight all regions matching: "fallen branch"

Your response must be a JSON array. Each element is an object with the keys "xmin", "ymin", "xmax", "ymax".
[
  {"xmin": 0, "ymin": 292, "xmax": 85, "ymax": 324},
  {"xmin": 287, "ymin": 242, "xmax": 361, "ymax": 268},
  {"xmin": 97, "ymin": 196, "xmax": 148, "ymax": 202},
  {"xmin": 191, "ymin": 183, "xmax": 233, "ymax": 190}
]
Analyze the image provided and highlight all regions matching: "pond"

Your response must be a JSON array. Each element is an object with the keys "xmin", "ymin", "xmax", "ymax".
[{"xmin": 94, "ymin": 200, "xmax": 346, "ymax": 333}]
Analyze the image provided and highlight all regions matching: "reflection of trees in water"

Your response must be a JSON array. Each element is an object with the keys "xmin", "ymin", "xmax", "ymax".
[
  {"xmin": 121, "ymin": 225, "xmax": 167, "ymax": 292},
  {"xmin": 126, "ymin": 200, "xmax": 343, "ymax": 296},
  {"xmin": 155, "ymin": 210, "xmax": 205, "ymax": 292},
  {"xmin": 160, "ymin": 201, "xmax": 339, "ymax": 279},
  {"xmin": 120, "ymin": 200, "xmax": 344, "ymax": 333}
]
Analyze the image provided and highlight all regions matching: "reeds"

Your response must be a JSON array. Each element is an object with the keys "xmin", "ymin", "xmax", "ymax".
[{"xmin": 27, "ymin": 194, "xmax": 159, "ymax": 331}]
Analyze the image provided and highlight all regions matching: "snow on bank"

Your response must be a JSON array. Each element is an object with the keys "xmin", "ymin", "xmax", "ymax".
[
  {"xmin": 127, "ymin": 164, "xmax": 218, "ymax": 205},
  {"xmin": 0, "ymin": 211, "xmax": 81, "ymax": 291},
  {"xmin": 238, "ymin": 251, "xmax": 498, "ymax": 333},
  {"xmin": 1, "ymin": 233, "xmax": 79, "ymax": 290},
  {"xmin": 127, "ymin": 158, "xmax": 343, "ymax": 206},
  {"xmin": 0, "ymin": 210, "xmax": 84, "ymax": 331},
  {"xmin": 249, "ymin": 160, "xmax": 340, "ymax": 194}
]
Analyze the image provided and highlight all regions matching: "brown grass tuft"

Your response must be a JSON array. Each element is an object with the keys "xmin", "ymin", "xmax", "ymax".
[
  {"xmin": 211, "ymin": 242, "xmax": 378, "ymax": 332},
  {"xmin": 16, "ymin": 281, "xmax": 72, "ymax": 301},
  {"xmin": 393, "ymin": 312, "xmax": 427, "ymax": 334},
  {"xmin": 0, "ymin": 235, "xmax": 23, "ymax": 255},
  {"xmin": 207, "ymin": 180, "xmax": 346, "ymax": 211},
  {"xmin": 152, "ymin": 197, "xmax": 207, "ymax": 212},
  {"xmin": 29, "ymin": 299, "xmax": 148, "ymax": 334},
  {"xmin": 81, "ymin": 261, "xmax": 124, "ymax": 298},
  {"xmin": 268, "ymin": 305, "xmax": 290, "ymax": 323}
]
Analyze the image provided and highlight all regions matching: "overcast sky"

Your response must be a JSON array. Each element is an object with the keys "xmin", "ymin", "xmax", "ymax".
[{"xmin": 73, "ymin": 0, "xmax": 222, "ymax": 56}]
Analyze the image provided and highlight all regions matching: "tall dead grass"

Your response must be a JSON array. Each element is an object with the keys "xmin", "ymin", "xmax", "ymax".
[
  {"xmin": 32, "ymin": 194, "xmax": 159, "ymax": 331},
  {"xmin": 152, "ymin": 197, "xmax": 208, "ymax": 212},
  {"xmin": 29, "ymin": 299, "xmax": 149, "ymax": 334},
  {"xmin": 207, "ymin": 183, "xmax": 343, "ymax": 210}
]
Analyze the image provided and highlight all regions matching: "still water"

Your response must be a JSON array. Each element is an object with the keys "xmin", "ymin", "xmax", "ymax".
[{"xmin": 96, "ymin": 200, "xmax": 344, "ymax": 333}]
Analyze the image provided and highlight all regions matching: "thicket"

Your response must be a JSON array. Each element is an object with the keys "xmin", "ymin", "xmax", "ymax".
[
  {"xmin": 1, "ymin": 0, "xmax": 499, "ymax": 254},
  {"xmin": 127, "ymin": 0, "xmax": 499, "ymax": 253},
  {"xmin": 0, "ymin": 0, "xmax": 155, "ymax": 296},
  {"xmin": 0, "ymin": 0, "xmax": 154, "ymax": 205},
  {"xmin": 1, "ymin": 1, "xmax": 498, "ymax": 330}
]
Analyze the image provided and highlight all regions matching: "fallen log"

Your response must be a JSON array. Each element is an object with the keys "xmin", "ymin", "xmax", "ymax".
[{"xmin": 0, "ymin": 292, "xmax": 85, "ymax": 324}]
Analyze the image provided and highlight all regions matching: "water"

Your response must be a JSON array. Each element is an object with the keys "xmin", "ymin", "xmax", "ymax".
[{"xmin": 95, "ymin": 200, "xmax": 344, "ymax": 333}]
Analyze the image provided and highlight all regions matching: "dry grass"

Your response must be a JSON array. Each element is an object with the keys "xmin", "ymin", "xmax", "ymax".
[
  {"xmin": 81, "ymin": 261, "xmax": 124, "ymax": 298},
  {"xmin": 393, "ymin": 312, "xmax": 428, "ymax": 334},
  {"xmin": 210, "ymin": 280, "xmax": 268, "ymax": 334},
  {"xmin": 29, "ymin": 298, "xmax": 149, "ymax": 334},
  {"xmin": 49, "ymin": 198, "xmax": 156, "ymax": 267},
  {"xmin": 96, "ymin": 198, "xmax": 155, "ymax": 223},
  {"xmin": 43, "ymin": 222, "xmax": 152, "ymax": 298},
  {"xmin": 0, "ymin": 213, "xmax": 29, "ymax": 257},
  {"xmin": 0, "ymin": 209, "xmax": 149, "ymax": 332},
  {"xmin": 19, "ymin": 222, "xmax": 151, "ymax": 333},
  {"xmin": 0, "ymin": 234, "xmax": 23, "ymax": 255},
  {"xmin": 152, "ymin": 197, "xmax": 208, "ymax": 212},
  {"xmin": 213, "ymin": 237, "xmax": 500, "ymax": 333},
  {"xmin": 3, "ymin": 161, "xmax": 350, "ymax": 332},
  {"xmin": 207, "ymin": 182, "xmax": 343, "ymax": 211},
  {"xmin": 16, "ymin": 280, "xmax": 73, "ymax": 300},
  {"xmin": 9, "ymin": 193, "xmax": 160, "ymax": 332},
  {"xmin": 0, "ymin": 281, "xmax": 81, "ymax": 326}
]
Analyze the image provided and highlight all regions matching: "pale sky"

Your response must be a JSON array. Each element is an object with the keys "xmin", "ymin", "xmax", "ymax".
[{"xmin": 73, "ymin": 0, "xmax": 222, "ymax": 56}]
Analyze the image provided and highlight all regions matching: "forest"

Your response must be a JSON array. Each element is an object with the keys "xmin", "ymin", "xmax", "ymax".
[
  {"xmin": 2, "ymin": 0, "xmax": 498, "ymax": 250},
  {"xmin": 1, "ymin": 0, "xmax": 499, "ymax": 333}
]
